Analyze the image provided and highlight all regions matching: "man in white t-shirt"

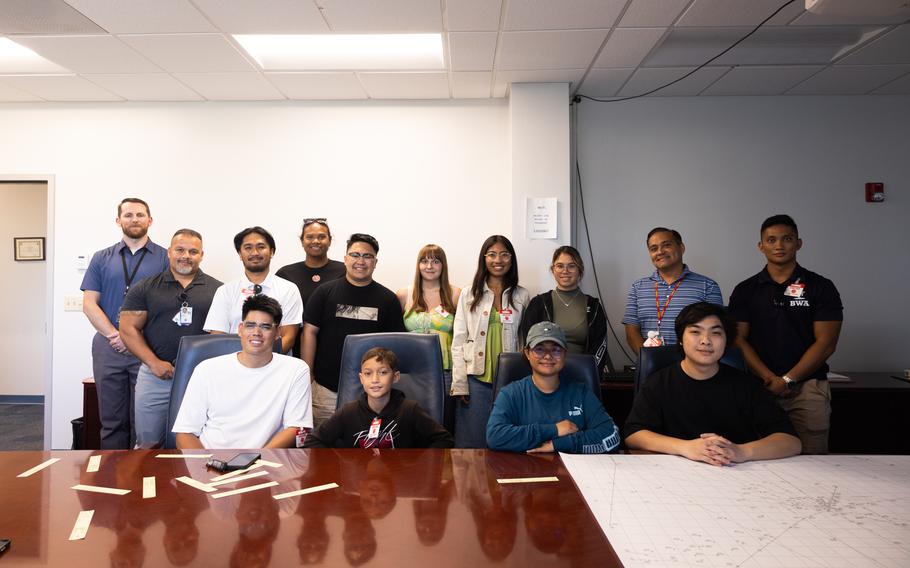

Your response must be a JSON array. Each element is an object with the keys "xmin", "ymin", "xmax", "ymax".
[
  {"xmin": 204, "ymin": 226, "xmax": 303, "ymax": 353},
  {"xmin": 173, "ymin": 295, "xmax": 313, "ymax": 449}
]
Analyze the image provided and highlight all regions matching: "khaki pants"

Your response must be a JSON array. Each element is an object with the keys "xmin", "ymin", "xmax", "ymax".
[
  {"xmin": 777, "ymin": 378, "xmax": 831, "ymax": 454},
  {"xmin": 311, "ymin": 382, "xmax": 338, "ymax": 429}
]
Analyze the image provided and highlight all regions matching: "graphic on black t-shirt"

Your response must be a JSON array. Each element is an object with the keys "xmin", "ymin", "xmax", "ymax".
[
  {"xmin": 335, "ymin": 304, "xmax": 379, "ymax": 321},
  {"xmin": 353, "ymin": 420, "xmax": 398, "ymax": 448}
]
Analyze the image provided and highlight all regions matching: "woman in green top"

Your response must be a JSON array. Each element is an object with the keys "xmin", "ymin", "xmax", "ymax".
[{"xmin": 397, "ymin": 244, "xmax": 461, "ymax": 431}]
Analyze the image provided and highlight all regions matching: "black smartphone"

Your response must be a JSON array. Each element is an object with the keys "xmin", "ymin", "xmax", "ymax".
[
  {"xmin": 0, "ymin": 538, "xmax": 11, "ymax": 554},
  {"xmin": 206, "ymin": 453, "xmax": 260, "ymax": 472}
]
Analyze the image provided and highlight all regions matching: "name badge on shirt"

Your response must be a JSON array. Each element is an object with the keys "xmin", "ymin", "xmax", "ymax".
[
  {"xmin": 173, "ymin": 306, "xmax": 193, "ymax": 326},
  {"xmin": 784, "ymin": 283, "xmax": 805, "ymax": 298},
  {"xmin": 435, "ymin": 305, "xmax": 449, "ymax": 317},
  {"xmin": 368, "ymin": 418, "xmax": 381, "ymax": 439},
  {"xmin": 499, "ymin": 308, "xmax": 514, "ymax": 324}
]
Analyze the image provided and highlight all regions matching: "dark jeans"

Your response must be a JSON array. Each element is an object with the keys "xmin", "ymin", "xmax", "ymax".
[
  {"xmin": 91, "ymin": 332, "xmax": 139, "ymax": 449},
  {"xmin": 454, "ymin": 376, "xmax": 493, "ymax": 448}
]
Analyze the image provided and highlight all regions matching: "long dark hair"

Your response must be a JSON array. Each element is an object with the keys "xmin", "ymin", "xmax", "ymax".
[{"xmin": 470, "ymin": 235, "xmax": 519, "ymax": 312}]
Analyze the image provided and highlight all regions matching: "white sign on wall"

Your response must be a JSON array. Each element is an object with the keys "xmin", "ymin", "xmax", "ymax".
[{"xmin": 526, "ymin": 197, "xmax": 557, "ymax": 239}]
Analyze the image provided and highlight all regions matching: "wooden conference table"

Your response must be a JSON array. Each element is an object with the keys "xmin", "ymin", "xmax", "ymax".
[{"xmin": 0, "ymin": 448, "xmax": 621, "ymax": 567}]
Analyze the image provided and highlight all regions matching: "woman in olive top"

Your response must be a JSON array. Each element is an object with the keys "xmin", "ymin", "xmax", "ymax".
[
  {"xmin": 451, "ymin": 235, "xmax": 529, "ymax": 448},
  {"xmin": 397, "ymin": 244, "xmax": 461, "ymax": 432},
  {"xmin": 519, "ymin": 246, "xmax": 610, "ymax": 375}
]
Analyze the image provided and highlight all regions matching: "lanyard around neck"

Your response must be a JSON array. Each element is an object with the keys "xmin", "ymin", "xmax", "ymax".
[{"xmin": 121, "ymin": 247, "xmax": 149, "ymax": 295}]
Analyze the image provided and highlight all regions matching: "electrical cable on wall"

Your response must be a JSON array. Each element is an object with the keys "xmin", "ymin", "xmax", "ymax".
[{"xmin": 574, "ymin": 0, "xmax": 796, "ymax": 104}]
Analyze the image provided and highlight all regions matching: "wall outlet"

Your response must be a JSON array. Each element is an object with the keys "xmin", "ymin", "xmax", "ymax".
[{"xmin": 64, "ymin": 295, "xmax": 83, "ymax": 312}]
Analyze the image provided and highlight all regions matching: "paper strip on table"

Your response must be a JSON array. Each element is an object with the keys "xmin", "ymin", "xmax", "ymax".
[
  {"xmin": 71, "ymin": 484, "xmax": 131, "ymax": 495},
  {"xmin": 497, "ymin": 476, "xmax": 559, "ymax": 484},
  {"xmin": 211, "ymin": 481, "xmax": 279, "ymax": 500},
  {"xmin": 143, "ymin": 477, "xmax": 156, "ymax": 499},
  {"xmin": 17, "ymin": 458, "xmax": 60, "ymax": 478},
  {"xmin": 175, "ymin": 476, "xmax": 217, "ymax": 493},
  {"xmin": 68, "ymin": 510, "xmax": 94, "ymax": 541},
  {"xmin": 86, "ymin": 455, "xmax": 101, "ymax": 473},
  {"xmin": 274, "ymin": 482, "xmax": 339, "ymax": 500}
]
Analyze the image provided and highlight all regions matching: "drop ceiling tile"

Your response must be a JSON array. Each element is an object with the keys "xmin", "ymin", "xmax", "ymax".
[
  {"xmin": 446, "ymin": 0, "xmax": 502, "ymax": 32},
  {"xmin": 787, "ymin": 64, "xmax": 910, "ymax": 94},
  {"xmin": 791, "ymin": 4, "xmax": 910, "ymax": 26},
  {"xmin": 702, "ymin": 65, "xmax": 823, "ymax": 95},
  {"xmin": 677, "ymin": 0, "xmax": 800, "ymax": 27},
  {"xmin": 190, "ymin": 0, "xmax": 329, "ymax": 33},
  {"xmin": 173, "ymin": 72, "xmax": 284, "ymax": 100},
  {"xmin": 450, "ymin": 32, "xmax": 497, "ymax": 71},
  {"xmin": 497, "ymin": 30, "xmax": 607, "ymax": 70},
  {"xmin": 84, "ymin": 73, "xmax": 203, "ymax": 100},
  {"xmin": 0, "ymin": 80, "xmax": 43, "ymax": 101},
  {"xmin": 0, "ymin": 0, "xmax": 104, "ymax": 34},
  {"xmin": 265, "ymin": 72, "xmax": 367, "ymax": 100},
  {"xmin": 617, "ymin": 66, "xmax": 729, "ymax": 97},
  {"xmin": 493, "ymin": 68, "xmax": 585, "ymax": 97},
  {"xmin": 120, "ymin": 34, "xmax": 254, "ymax": 73},
  {"xmin": 618, "ymin": 0, "xmax": 689, "ymax": 27},
  {"xmin": 451, "ymin": 71, "xmax": 492, "ymax": 98},
  {"xmin": 871, "ymin": 71, "xmax": 910, "ymax": 94},
  {"xmin": 358, "ymin": 71, "xmax": 450, "ymax": 99},
  {"xmin": 318, "ymin": 0, "xmax": 442, "ymax": 32},
  {"xmin": 504, "ymin": 0, "xmax": 624, "ymax": 31},
  {"xmin": 839, "ymin": 25, "xmax": 910, "ymax": 65},
  {"xmin": 593, "ymin": 28, "xmax": 665, "ymax": 68},
  {"xmin": 0, "ymin": 74, "xmax": 121, "ymax": 100},
  {"xmin": 14, "ymin": 35, "xmax": 161, "ymax": 73},
  {"xmin": 577, "ymin": 68, "xmax": 634, "ymax": 97},
  {"xmin": 0, "ymin": 38, "xmax": 71, "ymax": 73},
  {"xmin": 63, "ymin": 0, "xmax": 216, "ymax": 33}
]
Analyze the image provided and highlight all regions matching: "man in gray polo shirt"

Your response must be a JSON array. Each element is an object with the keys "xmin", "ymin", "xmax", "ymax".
[{"xmin": 120, "ymin": 228, "xmax": 222, "ymax": 448}]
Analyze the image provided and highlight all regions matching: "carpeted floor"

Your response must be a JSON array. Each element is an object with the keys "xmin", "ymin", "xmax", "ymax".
[{"xmin": 0, "ymin": 404, "xmax": 43, "ymax": 450}]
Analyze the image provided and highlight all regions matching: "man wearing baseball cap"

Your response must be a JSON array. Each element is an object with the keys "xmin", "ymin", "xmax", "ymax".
[{"xmin": 486, "ymin": 321, "xmax": 620, "ymax": 454}]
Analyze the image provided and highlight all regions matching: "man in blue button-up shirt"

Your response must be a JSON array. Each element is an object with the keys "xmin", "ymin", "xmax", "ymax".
[{"xmin": 80, "ymin": 198, "xmax": 168, "ymax": 449}]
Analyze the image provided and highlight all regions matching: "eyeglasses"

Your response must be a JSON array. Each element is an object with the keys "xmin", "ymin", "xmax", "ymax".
[
  {"xmin": 552, "ymin": 263, "xmax": 579, "ymax": 272},
  {"xmin": 484, "ymin": 251, "xmax": 512, "ymax": 260},
  {"xmin": 303, "ymin": 217, "xmax": 327, "ymax": 227},
  {"xmin": 529, "ymin": 345, "xmax": 566, "ymax": 359},
  {"xmin": 419, "ymin": 258, "xmax": 441, "ymax": 266},
  {"xmin": 242, "ymin": 321, "xmax": 274, "ymax": 331},
  {"xmin": 347, "ymin": 252, "xmax": 376, "ymax": 261}
]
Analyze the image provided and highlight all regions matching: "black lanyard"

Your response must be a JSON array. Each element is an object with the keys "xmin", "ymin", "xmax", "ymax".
[{"xmin": 121, "ymin": 247, "xmax": 149, "ymax": 295}]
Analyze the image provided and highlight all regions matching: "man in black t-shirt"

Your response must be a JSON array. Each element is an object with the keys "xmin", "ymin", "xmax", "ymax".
[
  {"xmin": 624, "ymin": 302, "xmax": 801, "ymax": 466},
  {"xmin": 302, "ymin": 233, "xmax": 405, "ymax": 427},
  {"xmin": 728, "ymin": 214, "xmax": 843, "ymax": 454},
  {"xmin": 276, "ymin": 218, "xmax": 346, "ymax": 357}
]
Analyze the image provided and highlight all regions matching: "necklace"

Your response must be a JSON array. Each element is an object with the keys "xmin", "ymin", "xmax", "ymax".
[{"xmin": 554, "ymin": 288, "xmax": 580, "ymax": 308}]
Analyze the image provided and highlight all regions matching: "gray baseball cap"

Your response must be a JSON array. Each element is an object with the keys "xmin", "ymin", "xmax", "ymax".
[{"xmin": 525, "ymin": 321, "xmax": 567, "ymax": 349}]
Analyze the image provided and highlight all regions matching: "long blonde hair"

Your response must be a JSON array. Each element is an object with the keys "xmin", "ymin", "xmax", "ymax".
[{"xmin": 408, "ymin": 244, "xmax": 457, "ymax": 316}]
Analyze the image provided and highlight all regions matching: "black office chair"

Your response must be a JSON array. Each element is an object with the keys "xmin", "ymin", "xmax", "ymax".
[
  {"xmin": 634, "ymin": 345, "xmax": 746, "ymax": 396},
  {"xmin": 336, "ymin": 333, "xmax": 445, "ymax": 425},
  {"xmin": 493, "ymin": 352, "xmax": 603, "ymax": 405},
  {"xmin": 164, "ymin": 334, "xmax": 281, "ymax": 449}
]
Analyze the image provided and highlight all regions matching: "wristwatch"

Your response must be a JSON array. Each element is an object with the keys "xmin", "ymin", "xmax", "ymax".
[{"xmin": 781, "ymin": 375, "xmax": 798, "ymax": 391}]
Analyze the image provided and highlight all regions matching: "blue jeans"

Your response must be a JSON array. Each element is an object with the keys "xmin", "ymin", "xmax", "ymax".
[
  {"xmin": 454, "ymin": 376, "xmax": 493, "ymax": 448},
  {"xmin": 134, "ymin": 363, "xmax": 173, "ymax": 449}
]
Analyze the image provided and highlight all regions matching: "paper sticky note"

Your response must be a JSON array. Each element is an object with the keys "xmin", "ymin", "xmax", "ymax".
[
  {"xmin": 143, "ymin": 477, "xmax": 156, "ymax": 499},
  {"xmin": 86, "ymin": 455, "xmax": 101, "ymax": 473},
  {"xmin": 69, "ymin": 510, "xmax": 95, "ymax": 541},
  {"xmin": 17, "ymin": 458, "xmax": 60, "ymax": 478}
]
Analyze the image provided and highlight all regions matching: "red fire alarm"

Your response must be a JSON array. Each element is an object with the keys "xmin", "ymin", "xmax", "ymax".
[{"xmin": 865, "ymin": 182, "xmax": 884, "ymax": 203}]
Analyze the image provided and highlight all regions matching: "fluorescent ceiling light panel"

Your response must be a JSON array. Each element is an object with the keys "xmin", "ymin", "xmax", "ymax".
[
  {"xmin": 0, "ymin": 38, "xmax": 71, "ymax": 74},
  {"xmin": 234, "ymin": 34, "xmax": 444, "ymax": 70}
]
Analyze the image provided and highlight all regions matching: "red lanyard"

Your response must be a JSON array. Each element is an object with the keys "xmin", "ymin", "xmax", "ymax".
[{"xmin": 654, "ymin": 277, "xmax": 684, "ymax": 330}]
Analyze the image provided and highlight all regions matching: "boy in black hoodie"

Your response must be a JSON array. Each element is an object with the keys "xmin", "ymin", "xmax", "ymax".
[{"xmin": 305, "ymin": 347, "xmax": 454, "ymax": 449}]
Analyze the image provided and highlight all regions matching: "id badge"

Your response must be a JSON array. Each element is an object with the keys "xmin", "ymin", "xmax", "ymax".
[
  {"xmin": 435, "ymin": 304, "xmax": 449, "ymax": 317},
  {"xmin": 368, "ymin": 417, "xmax": 381, "ymax": 439},
  {"xmin": 175, "ymin": 306, "xmax": 193, "ymax": 326},
  {"xmin": 499, "ymin": 308, "xmax": 514, "ymax": 324},
  {"xmin": 784, "ymin": 283, "xmax": 805, "ymax": 298},
  {"xmin": 295, "ymin": 427, "xmax": 310, "ymax": 448}
]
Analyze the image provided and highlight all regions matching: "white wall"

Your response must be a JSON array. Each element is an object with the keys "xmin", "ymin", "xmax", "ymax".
[
  {"xmin": 0, "ymin": 182, "xmax": 47, "ymax": 396},
  {"xmin": 574, "ymin": 95, "xmax": 910, "ymax": 372},
  {"xmin": 0, "ymin": 100, "xmax": 519, "ymax": 447}
]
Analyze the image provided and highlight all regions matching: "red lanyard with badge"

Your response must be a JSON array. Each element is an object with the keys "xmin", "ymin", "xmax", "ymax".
[{"xmin": 651, "ymin": 277, "xmax": 684, "ymax": 344}]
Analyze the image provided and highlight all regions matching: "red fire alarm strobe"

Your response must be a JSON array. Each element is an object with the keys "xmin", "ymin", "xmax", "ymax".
[{"xmin": 865, "ymin": 182, "xmax": 885, "ymax": 203}]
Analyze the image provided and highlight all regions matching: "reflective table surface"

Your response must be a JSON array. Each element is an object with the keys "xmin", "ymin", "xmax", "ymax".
[{"xmin": 0, "ymin": 449, "xmax": 621, "ymax": 567}]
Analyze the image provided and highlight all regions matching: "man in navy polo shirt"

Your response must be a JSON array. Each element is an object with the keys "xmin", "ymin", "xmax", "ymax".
[
  {"xmin": 623, "ymin": 227, "xmax": 723, "ymax": 354},
  {"xmin": 728, "ymin": 214, "xmax": 843, "ymax": 454},
  {"xmin": 120, "ymin": 229, "xmax": 222, "ymax": 448},
  {"xmin": 81, "ymin": 198, "xmax": 168, "ymax": 449}
]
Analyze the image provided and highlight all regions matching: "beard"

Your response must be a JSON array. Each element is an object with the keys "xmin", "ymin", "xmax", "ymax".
[
  {"xmin": 122, "ymin": 225, "xmax": 148, "ymax": 239},
  {"xmin": 172, "ymin": 262, "xmax": 196, "ymax": 276},
  {"xmin": 244, "ymin": 262, "xmax": 267, "ymax": 273}
]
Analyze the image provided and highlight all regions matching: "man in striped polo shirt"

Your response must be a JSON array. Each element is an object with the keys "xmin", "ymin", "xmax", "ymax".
[{"xmin": 623, "ymin": 227, "xmax": 723, "ymax": 354}]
